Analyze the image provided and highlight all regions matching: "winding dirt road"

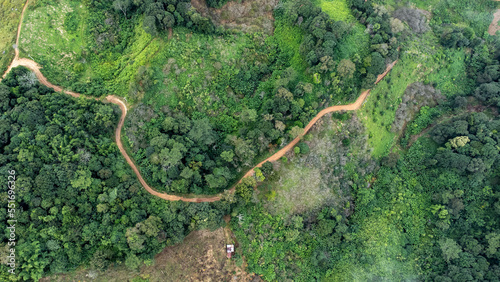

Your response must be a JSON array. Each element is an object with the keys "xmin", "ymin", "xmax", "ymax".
[{"xmin": 3, "ymin": 0, "xmax": 396, "ymax": 202}]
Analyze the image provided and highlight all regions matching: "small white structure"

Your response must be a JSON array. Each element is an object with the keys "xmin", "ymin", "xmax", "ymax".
[{"xmin": 226, "ymin": 244, "xmax": 234, "ymax": 258}]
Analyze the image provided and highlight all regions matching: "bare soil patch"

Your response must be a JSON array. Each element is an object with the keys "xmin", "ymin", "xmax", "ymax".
[
  {"xmin": 41, "ymin": 228, "xmax": 256, "ymax": 281},
  {"xmin": 191, "ymin": 0, "xmax": 278, "ymax": 34}
]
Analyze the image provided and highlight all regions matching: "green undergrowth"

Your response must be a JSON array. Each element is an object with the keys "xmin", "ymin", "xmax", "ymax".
[
  {"xmin": 359, "ymin": 30, "xmax": 470, "ymax": 158},
  {"xmin": 273, "ymin": 17, "xmax": 309, "ymax": 79},
  {"xmin": 316, "ymin": 0, "xmax": 353, "ymax": 22},
  {"xmin": 0, "ymin": 0, "xmax": 27, "ymax": 74},
  {"xmin": 141, "ymin": 28, "xmax": 259, "ymax": 111},
  {"xmin": 19, "ymin": 0, "xmax": 87, "ymax": 83},
  {"xmin": 335, "ymin": 23, "xmax": 370, "ymax": 61},
  {"xmin": 18, "ymin": 0, "xmax": 160, "ymax": 96}
]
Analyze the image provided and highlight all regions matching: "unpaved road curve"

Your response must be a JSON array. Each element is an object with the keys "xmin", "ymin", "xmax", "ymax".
[
  {"xmin": 2, "ymin": 0, "xmax": 396, "ymax": 202},
  {"xmin": 239, "ymin": 60, "xmax": 397, "ymax": 180}
]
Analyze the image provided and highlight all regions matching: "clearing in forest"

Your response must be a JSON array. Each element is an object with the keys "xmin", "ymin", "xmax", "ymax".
[
  {"xmin": 316, "ymin": 0, "xmax": 352, "ymax": 22},
  {"xmin": 41, "ymin": 228, "xmax": 253, "ymax": 281}
]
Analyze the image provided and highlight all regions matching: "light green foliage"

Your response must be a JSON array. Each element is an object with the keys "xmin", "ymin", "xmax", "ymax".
[
  {"xmin": 142, "ymin": 29, "xmax": 258, "ymax": 109},
  {"xmin": 0, "ymin": 0, "xmax": 25, "ymax": 73},
  {"xmin": 334, "ymin": 23, "xmax": 370, "ymax": 61},
  {"xmin": 258, "ymin": 115, "xmax": 370, "ymax": 216},
  {"xmin": 329, "ymin": 216, "xmax": 418, "ymax": 281},
  {"xmin": 426, "ymin": 48, "xmax": 471, "ymax": 97},
  {"xmin": 317, "ymin": 0, "xmax": 352, "ymax": 22},
  {"xmin": 439, "ymin": 238, "xmax": 462, "ymax": 262},
  {"xmin": 125, "ymin": 254, "xmax": 142, "ymax": 271},
  {"xmin": 19, "ymin": 0, "xmax": 87, "ymax": 83},
  {"xmin": 273, "ymin": 20, "xmax": 308, "ymax": 75},
  {"xmin": 254, "ymin": 168, "xmax": 265, "ymax": 182},
  {"xmin": 220, "ymin": 150, "xmax": 234, "ymax": 162},
  {"xmin": 70, "ymin": 169, "xmax": 92, "ymax": 190},
  {"xmin": 448, "ymin": 135, "xmax": 470, "ymax": 148},
  {"xmin": 19, "ymin": 1, "xmax": 159, "ymax": 96},
  {"xmin": 485, "ymin": 233, "xmax": 500, "ymax": 257},
  {"xmin": 235, "ymin": 177, "xmax": 256, "ymax": 203},
  {"xmin": 289, "ymin": 126, "xmax": 304, "ymax": 139}
]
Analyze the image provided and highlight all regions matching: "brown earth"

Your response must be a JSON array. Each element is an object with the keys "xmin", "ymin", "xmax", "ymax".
[
  {"xmin": 191, "ymin": 0, "xmax": 278, "ymax": 34},
  {"xmin": 3, "ymin": 0, "xmax": 396, "ymax": 203}
]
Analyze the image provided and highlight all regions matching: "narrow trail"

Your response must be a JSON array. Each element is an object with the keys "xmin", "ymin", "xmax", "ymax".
[
  {"xmin": 3, "ymin": 0, "xmax": 397, "ymax": 202},
  {"xmin": 489, "ymin": 9, "xmax": 500, "ymax": 35}
]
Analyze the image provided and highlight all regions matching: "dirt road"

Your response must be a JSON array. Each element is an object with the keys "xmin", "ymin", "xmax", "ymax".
[
  {"xmin": 488, "ymin": 0, "xmax": 500, "ymax": 36},
  {"xmin": 3, "ymin": 0, "xmax": 396, "ymax": 202}
]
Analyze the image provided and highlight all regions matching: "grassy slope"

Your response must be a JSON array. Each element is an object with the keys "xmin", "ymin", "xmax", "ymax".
[
  {"xmin": 142, "ymin": 28, "xmax": 253, "ymax": 110},
  {"xmin": 0, "ymin": 0, "xmax": 25, "ymax": 74},
  {"xmin": 358, "ymin": 31, "xmax": 468, "ymax": 158},
  {"xmin": 314, "ymin": 0, "xmax": 369, "ymax": 61},
  {"xmin": 273, "ymin": 20, "xmax": 308, "ymax": 76},
  {"xmin": 19, "ymin": 0, "xmax": 86, "ymax": 83},
  {"xmin": 101, "ymin": 21, "xmax": 159, "ymax": 95}
]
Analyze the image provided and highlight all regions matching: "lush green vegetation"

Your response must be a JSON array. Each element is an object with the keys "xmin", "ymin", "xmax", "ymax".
[
  {"xmin": 120, "ymin": 0, "xmax": 399, "ymax": 195},
  {"xmin": 19, "ymin": 0, "xmax": 87, "ymax": 82},
  {"xmin": 229, "ymin": 0, "xmax": 500, "ymax": 281},
  {"xmin": 355, "ymin": 0, "xmax": 491, "ymax": 157},
  {"xmin": 231, "ymin": 112, "xmax": 378, "ymax": 281},
  {"xmin": 3, "ymin": 0, "xmax": 500, "ymax": 280},
  {"xmin": 0, "ymin": 0, "xmax": 25, "ymax": 74},
  {"xmin": 316, "ymin": 0, "xmax": 352, "ymax": 22},
  {"xmin": 233, "ymin": 72, "xmax": 500, "ymax": 282},
  {"xmin": 0, "ymin": 67, "xmax": 231, "ymax": 280},
  {"xmin": 18, "ymin": 0, "xmax": 212, "ymax": 95}
]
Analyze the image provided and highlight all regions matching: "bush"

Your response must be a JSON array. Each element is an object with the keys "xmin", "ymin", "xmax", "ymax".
[
  {"xmin": 298, "ymin": 142, "xmax": 310, "ymax": 154},
  {"xmin": 342, "ymin": 138, "xmax": 350, "ymax": 146}
]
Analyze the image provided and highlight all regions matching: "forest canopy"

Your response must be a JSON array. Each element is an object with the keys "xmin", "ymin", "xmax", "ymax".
[{"xmin": 1, "ymin": 0, "xmax": 500, "ymax": 280}]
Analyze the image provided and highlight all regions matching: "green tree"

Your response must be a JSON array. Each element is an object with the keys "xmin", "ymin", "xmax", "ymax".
[
  {"xmin": 125, "ymin": 254, "xmax": 142, "ymax": 270},
  {"xmin": 439, "ymin": 238, "xmax": 463, "ymax": 262},
  {"xmin": 113, "ymin": 0, "xmax": 131, "ymax": 17},
  {"xmin": 337, "ymin": 59, "xmax": 356, "ymax": 79}
]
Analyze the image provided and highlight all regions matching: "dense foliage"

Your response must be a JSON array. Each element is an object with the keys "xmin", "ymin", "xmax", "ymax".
[
  {"xmin": 123, "ymin": 0, "xmax": 401, "ymax": 195},
  {"xmin": 3, "ymin": 0, "xmax": 500, "ymax": 280},
  {"xmin": 229, "ymin": 0, "xmax": 500, "ymax": 281},
  {"xmin": 233, "ymin": 96, "xmax": 500, "ymax": 281}
]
